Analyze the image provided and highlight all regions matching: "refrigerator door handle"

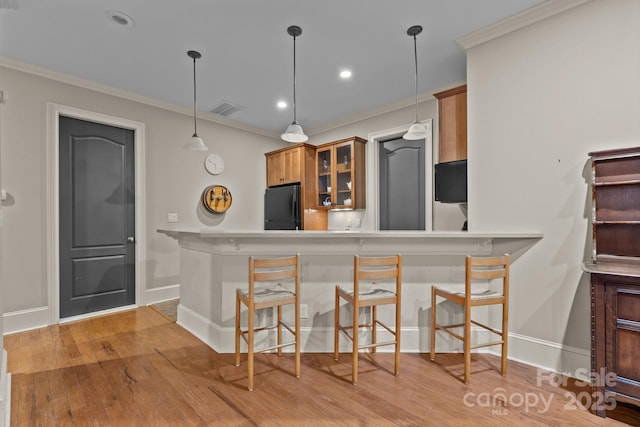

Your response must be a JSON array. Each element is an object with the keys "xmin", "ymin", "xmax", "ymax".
[{"xmin": 292, "ymin": 187, "xmax": 298, "ymax": 229}]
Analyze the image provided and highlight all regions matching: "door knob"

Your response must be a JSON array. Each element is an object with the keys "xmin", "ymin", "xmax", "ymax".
[{"xmin": 127, "ymin": 236, "xmax": 135, "ymax": 243}]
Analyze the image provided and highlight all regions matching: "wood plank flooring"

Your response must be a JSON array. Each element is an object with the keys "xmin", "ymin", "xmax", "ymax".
[{"xmin": 5, "ymin": 307, "xmax": 640, "ymax": 426}]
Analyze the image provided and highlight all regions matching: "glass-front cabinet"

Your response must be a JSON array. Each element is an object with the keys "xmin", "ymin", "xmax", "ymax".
[
  {"xmin": 315, "ymin": 136, "xmax": 366, "ymax": 209},
  {"xmin": 317, "ymin": 146, "xmax": 333, "ymax": 207}
]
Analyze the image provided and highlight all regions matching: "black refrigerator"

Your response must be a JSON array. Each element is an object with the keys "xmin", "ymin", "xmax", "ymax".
[{"xmin": 264, "ymin": 184, "xmax": 301, "ymax": 230}]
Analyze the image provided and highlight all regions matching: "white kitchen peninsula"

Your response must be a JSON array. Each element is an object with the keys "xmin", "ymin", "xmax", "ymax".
[{"xmin": 158, "ymin": 229, "xmax": 542, "ymax": 354}]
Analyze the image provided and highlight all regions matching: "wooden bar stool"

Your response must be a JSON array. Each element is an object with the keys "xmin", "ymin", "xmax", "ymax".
[
  {"xmin": 334, "ymin": 254, "xmax": 402, "ymax": 385},
  {"xmin": 430, "ymin": 254, "xmax": 510, "ymax": 384},
  {"xmin": 235, "ymin": 254, "xmax": 300, "ymax": 391}
]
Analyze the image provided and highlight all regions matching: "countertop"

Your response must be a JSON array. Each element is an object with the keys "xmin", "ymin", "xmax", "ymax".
[{"xmin": 157, "ymin": 228, "xmax": 543, "ymax": 256}]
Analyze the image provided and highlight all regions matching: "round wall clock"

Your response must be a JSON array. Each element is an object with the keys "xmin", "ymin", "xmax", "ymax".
[
  {"xmin": 202, "ymin": 185, "xmax": 232, "ymax": 213},
  {"xmin": 204, "ymin": 153, "xmax": 225, "ymax": 175}
]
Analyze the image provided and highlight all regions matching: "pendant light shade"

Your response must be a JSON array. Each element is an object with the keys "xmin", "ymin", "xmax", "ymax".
[
  {"xmin": 184, "ymin": 50, "xmax": 208, "ymax": 151},
  {"xmin": 281, "ymin": 25, "xmax": 308, "ymax": 143},
  {"xmin": 403, "ymin": 25, "xmax": 428, "ymax": 141}
]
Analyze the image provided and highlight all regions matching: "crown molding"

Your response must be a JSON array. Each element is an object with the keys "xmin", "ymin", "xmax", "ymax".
[
  {"xmin": 456, "ymin": 0, "xmax": 593, "ymax": 50},
  {"xmin": 306, "ymin": 81, "xmax": 466, "ymax": 136},
  {"xmin": 0, "ymin": 56, "xmax": 280, "ymax": 139}
]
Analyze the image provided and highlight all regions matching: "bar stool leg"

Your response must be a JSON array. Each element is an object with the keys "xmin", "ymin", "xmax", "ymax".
[
  {"xmin": 334, "ymin": 287, "xmax": 340, "ymax": 361},
  {"xmin": 248, "ymin": 301, "xmax": 255, "ymax": 391},
  {"xmin": 371, "ymin": 305, "xmax": 377, "ymax": 354},
  {"xmin": 430, "ymin": 286, "xmax": 436, "ymax": 362},
  {"xmin": 352, "ymin": 301, "xmax": 359, "ymax": 385},
  {"xmin": 235, "ymin": 290, "xmax": 241, "ymax": 367}
]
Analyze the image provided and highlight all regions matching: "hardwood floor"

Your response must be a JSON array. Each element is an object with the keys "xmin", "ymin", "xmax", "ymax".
[{"xmin": 5, "ymin": 307, "xmax": 640, "ymax": 426}]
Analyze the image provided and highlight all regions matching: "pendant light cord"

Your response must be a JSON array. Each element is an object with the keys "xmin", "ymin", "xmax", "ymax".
[
  {"xmin": 413, "ymin": 33, "xmax": 419, "ymax": 124},
  {"xmin": 193, "ymin": 55, "xmax": 198, "ymax": 136},
  {"xmin": 292, "ymin": 33, "xmax": 297, "ymax": 124}
]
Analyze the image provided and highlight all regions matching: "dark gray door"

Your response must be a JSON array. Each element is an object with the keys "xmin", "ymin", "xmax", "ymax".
[
  {"xmin": 59, "ymin": 116, "xmax": 135, "ymax": 318},
  {"xmin": 379, "ymin": 137, "xmax": 425, "ymax": 230}
]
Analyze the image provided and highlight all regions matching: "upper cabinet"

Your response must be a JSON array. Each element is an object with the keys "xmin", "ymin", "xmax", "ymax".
[
  {"xmin": 434, "ymin": 84, "xmax": 467, "ymax": 163},
  {"xmin": 315, "ymin": 136, "xmax": 366, "ymax": 209},
  {"xmin": 589, "ymin": 147, "xmax": 640, "ymax": 263},
  {"xmin": 265, "ymin": 144, "xmax": 307, "ymax": 187}
]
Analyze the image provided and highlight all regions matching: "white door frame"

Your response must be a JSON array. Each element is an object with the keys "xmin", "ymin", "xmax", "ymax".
[
  {"xmin": 46, "ymin": 103, "xmax": 146, "ymax": 324},
  {"xmin": 366, "ymin": 119, "xmax": 433, "ymax": 231}
]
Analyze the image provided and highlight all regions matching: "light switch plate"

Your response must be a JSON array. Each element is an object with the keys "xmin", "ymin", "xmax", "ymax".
[
  {"xmin": 300, "ymin": 304, "xmax": 308, "ymax": 319},
  {"xmin": 167, "ymin": 213, "xmax": 178, "ymax": 223}
]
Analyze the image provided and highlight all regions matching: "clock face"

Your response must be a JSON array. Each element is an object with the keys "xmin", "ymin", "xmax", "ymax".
[{"xmin": 204, "ymin": 153, "xmax": 224, "ymax": 175}]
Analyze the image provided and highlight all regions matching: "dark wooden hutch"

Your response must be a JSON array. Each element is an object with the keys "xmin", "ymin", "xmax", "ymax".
[{"xmin": 584, "ymin": 146, "xmax": 640, "ymax": 417}]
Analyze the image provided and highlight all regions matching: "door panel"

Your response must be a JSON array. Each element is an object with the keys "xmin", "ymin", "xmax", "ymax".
[
  {"xmin": 379, "ymin": 138, "xmax": 425, "ymax": 230},
  {"xmin": 59, "ymin": 116, "xmax": 135, "ymax": 318}
]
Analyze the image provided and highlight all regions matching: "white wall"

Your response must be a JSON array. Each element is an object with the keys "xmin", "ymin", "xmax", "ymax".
[
  {"xmin": 0, "ymin": 86, "xmax": 7, "ymax": 426},
  {"xmin": 0, "ymin": 62, "xmax": 283, "ymax": 321},
  {"xmin": 467, "ymin": 0, "xmax": 640, "ymax": 373}
]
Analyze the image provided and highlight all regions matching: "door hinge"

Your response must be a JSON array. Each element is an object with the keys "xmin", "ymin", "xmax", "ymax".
[{"xmin": 0, "ymin": 90, "xmax": 5, "ymax": 104}]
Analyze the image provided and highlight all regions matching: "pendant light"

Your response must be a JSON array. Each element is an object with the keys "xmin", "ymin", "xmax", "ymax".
[
  {"xmin": 183, "ymin": 50, "xmax": 208, "ymax": 151},
  {"xmin": 281, "ymin": 25, "xmax": 308, "ymax": 143},
  {"xmin": 403, "ymin": 25, "xmax": 428, "ymax": 140}
]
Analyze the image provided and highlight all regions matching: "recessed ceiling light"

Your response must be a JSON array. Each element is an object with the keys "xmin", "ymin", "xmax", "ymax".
[
  {"xmin": 277, "ymin": 100, "xmax": 287, "ymax": 109},
  {"xmin": 339, "ymin": 70, "xmax": 352, "ymax": 79},
  {"xmin": 105, "ymin": 10, "xmax": 135, "ymax": 29}
]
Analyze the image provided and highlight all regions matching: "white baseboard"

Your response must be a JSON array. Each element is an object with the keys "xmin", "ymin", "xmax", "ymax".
[
  {"xmin": 177, "ymin": 306, "xmax": 591, "ymax": 380},
  {"xmin": 144, "ymin": 284, "xmax": 180, "ymax": 306},
  {"xmin": 0, "ymin": 349, "xmax": 11, "ymax": 427},
  {"xmin": 2, "ymin": 285, "xmax": 180, "ymax": 335},
  {"xmin": 504, "ymin": 331, "xmax": 590, "ymax": 380},
  {"xmin": 177, "ymin": 304, "xmax": 225, "ymax": 351},
  {"xmin": 2, "ymin": 306, "xmax": 49, "ymax": 335}
]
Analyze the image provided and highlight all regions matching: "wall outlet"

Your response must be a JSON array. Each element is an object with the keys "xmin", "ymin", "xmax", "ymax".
[
  {"xmin": 300, "ymin": 303, "xmax": 308, "ymax": 319},
  {"xmin": 167, "ymin": 212, "xmax": 178, "ymax": 223}
]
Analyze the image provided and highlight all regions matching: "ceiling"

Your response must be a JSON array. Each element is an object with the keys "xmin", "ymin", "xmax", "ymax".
[{"xmin": 0, "ymin": 0, "xmax": 546, "ymax": 137}]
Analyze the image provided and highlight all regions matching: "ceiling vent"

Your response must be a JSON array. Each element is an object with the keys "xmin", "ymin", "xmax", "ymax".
[
  {"xmin": 0, "ymin": 0, "xmax": 18, "ymax": 9},
  {"xmin": 209, "ymin": 100, "xmax": 244, "ymax": 117}
]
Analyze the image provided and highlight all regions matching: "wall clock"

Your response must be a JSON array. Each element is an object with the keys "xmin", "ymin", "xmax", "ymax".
[
  {"xmin": 204, "ymin": 153, "xmax": 225, "ymax": 175},
  {"xmin": 202, "ymin": 185, "xmax": 232, "ymax": 214}
]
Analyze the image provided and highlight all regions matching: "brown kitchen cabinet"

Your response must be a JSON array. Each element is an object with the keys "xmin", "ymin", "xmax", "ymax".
[
  {"xmin": 266, "ymin": 144, "xmax": 306, "ymax": 187},
  {"xmin": 586, "ymin": 146, "xmax": 640, "ymax": 417},
  {"xmin": 434, "ymin": 84, "xmax": 467, "ymax": 163},
  {"xmin": 265, "ymin": 143, "xmax": 326, "ymax": 230},
  {"xmin": 315, "ymin": 136, "xmax": 366, "ymax": 209}
]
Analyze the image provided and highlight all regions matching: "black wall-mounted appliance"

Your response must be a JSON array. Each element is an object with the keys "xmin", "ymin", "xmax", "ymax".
[
  {"xmin": 435, "ymin": 159, "xmax": 467, "ymax": 204},
  {"xmin": 264, "ymin": 184, "xmax": 301, "ymax": 230}
]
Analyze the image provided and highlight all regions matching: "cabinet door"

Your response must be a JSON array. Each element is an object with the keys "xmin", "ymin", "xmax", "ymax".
[
  {"xmin": 605, "ymin": 284, "xmax": 640, "ymax": 400},
  {"xmin": 282, "ymin": 147, "xmax": 302, "ymax": 184},
  {"xmin": 266, "ymin": 152, "xmax": 283, "ymax": 187},
  {"xmin": 434, "ymin": 85, "xmax": 467, "ymax": 163},
  {"xmin": 316, "ymin": 147, "xmax": 332, "ymax": 207},
  {"xmin": 266, "ymin": 147, "xmax": 303, "ymax": 187},
  {"xmin": 334, "ymin": 142, "xmax": 353, "ymax": 207}
]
